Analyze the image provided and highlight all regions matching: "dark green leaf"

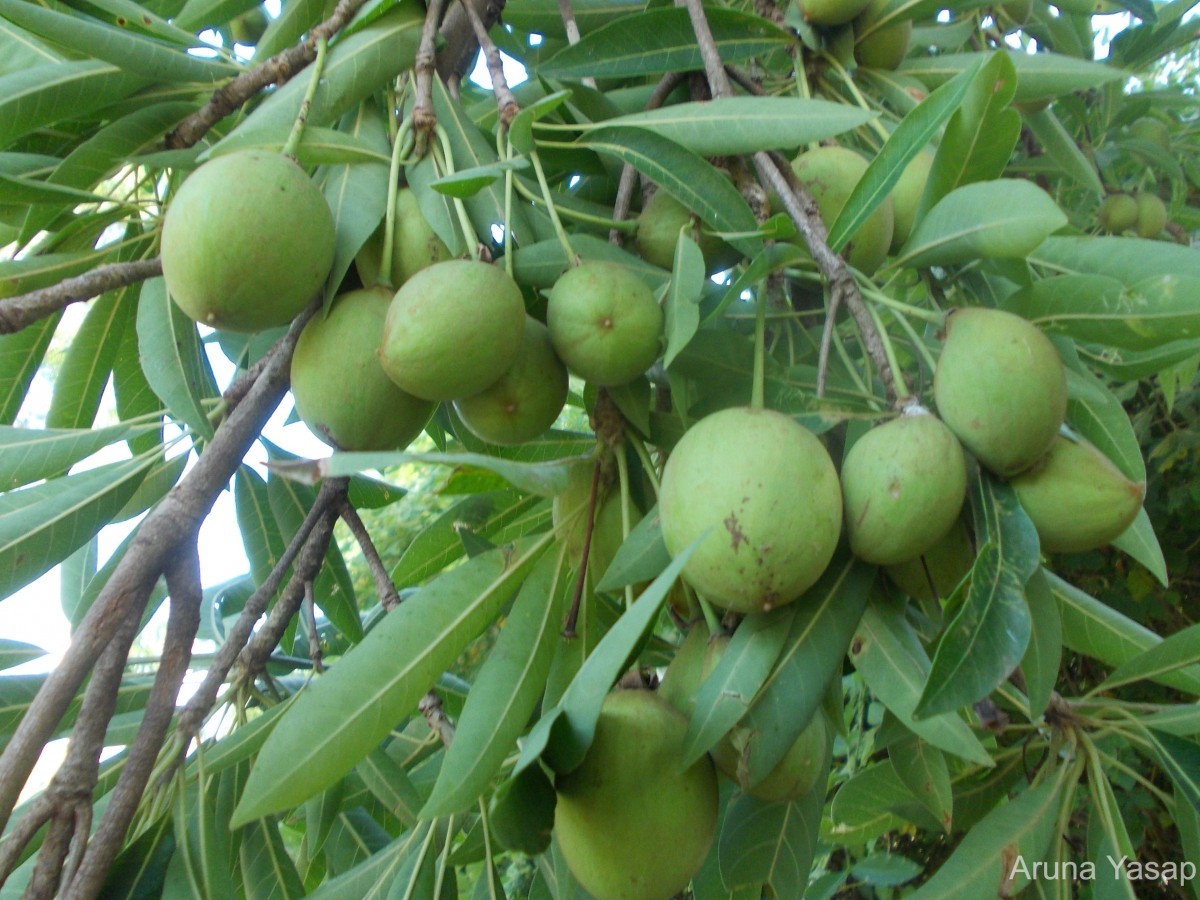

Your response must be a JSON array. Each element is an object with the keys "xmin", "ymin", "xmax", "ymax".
[
  {"xmin": 719, "ymin": 785, "xmax": 824, "ymax": 896},
  {"xmin": 888, "ymin": 731, "xmax": 953, "ymax": 833},
  {"xmin": 46, "ymin": 288, "xmax": 134, "ymax": 431},
  {"xmin": 1021, "ymin": 568, "xmax": 1060, "ymax": 721},
  {"xmin": 662, "ymin": 233, "xmax": 705, "ymax": 368},
  {"xmin": 1024, "ymin": 106, "xmax": 1104, "ymax": 196},
  {"xmin": 0, "ymin": 639, "xmax": 45, "ymax": 672},
  {"xmin": 240, "ymin": 816, "xmax": 306, "ymax": 900}
]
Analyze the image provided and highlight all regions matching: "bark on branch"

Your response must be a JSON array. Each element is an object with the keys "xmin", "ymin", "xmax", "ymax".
[{"xmin": 0, "ymin": 259, "xmax": 162, "ymax": 336}]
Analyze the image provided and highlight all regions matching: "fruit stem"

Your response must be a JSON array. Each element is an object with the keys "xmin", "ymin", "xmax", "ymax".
[
  {"xmin": 751, "ymin": 285, "xmax": 767, "ymax": 409},
  {"xmin": 865, "ymin": 300, "xmax": 910, "ymax": 401},
  {"xmin": 379, "ymin": 119, "xmax": 416, "ymax": 289},
  {"xmin": 615, "ymin": 445, "xmax": 635, "ymax": 611},
  {"xmin": 831, "ymin": 324, "xmax": 876, "ymax": 400},
  {"xmin": 529, "ymin": 147, "xmax": 578, "ymax": 266},
  {"xmin": 281, "ymin": 36, "xmax": 327, "ymax": 160},
  {"xmin": 433, "ymin": 125, "xmax": 483, "ymax": 259},
  {"xmin": 501, "ymin": 132, "xmax": 515, "ymax": 278},
  {"xmin": 856, "ymin": 281, "xmax": 943, "ymax": 326},
  {"xmin": 512, "ymin": 178, "xmax": 638, "ymax": 233},
  {"xmin": 821, "ymin": 54, "xmax": 892, "ymax": 144}
]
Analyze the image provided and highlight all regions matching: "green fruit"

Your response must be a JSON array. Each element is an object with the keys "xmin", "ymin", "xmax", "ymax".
[
  {"xmin": 547, "ymin": 262, "xmax": 663, "ymax": 387},
  {"xmin": 996, "ymin": 0, "xmax": 1033, "ymax": 31},
  {"xmin": 554, "ymin": 689, "xmax": 718, "ymax": 900},
  {"xmin": 791, "ymin": 146, "xmax": 894, "ymax": 274},
  {"xmin": 888, "ymin": 151, "xmax": 934, "ymax": 251},
  {"xmin": 356, "ymin": 188, "xmax": 452, "ymax": 288},
  {"xmin": 552, "ymin": 462, "xmax": 628, "ymax": 586},
  {"xmin": 1129, "ymin": 116, "xmax": 1171, "ymax": 150},
  {"xmin": 934, "ymin": 307, "xmax": 1067, "ymax": 477},
  {"xmin": 291, "ymin": 287, "xmax": 434, "ymax": 451},
  {"xmin": 379, "ymin": 260, "xmax": 525, "ymax": 401},
  {"xmin": 488, "ymin": 765, "xmax": 556, "ymax": 855},
  {"xmin": 659, "ymin": 407, "xmax": 843, "ymax": 614},
  {"xmin": 1097, "ymin": 194, "xmax": 1139, "ymax": 233},
  {"xmin": 854, "ymin": 0, "xmax": 913, "ymax": 72},
  {"xmin": 797, "ymin": 0, "xmax": 872, "ymax": 26},
  {"xmin": 453, "ymin": 317, "xmax": 568, "ymax": 445},
  {"xmin": 161, "ymin": 150, "xmax": 335, "ymax": 333},
  {"xmin": 229, "ymin": 6, "xmax": 269, "ymax": 43},
  {"xmin": 1134, "ymin": 193, "xmax": 1168, "ymax": 238},
  {"xmin": 635, "ymin": 191, "xmax": 740, "ymax": 274},
  {"xmin": 884, "ymin": 517, "xmax": 974, "ymax": 601},
  {"xmin": 1011, "ymin": 434, "xmax": 1145, "ymax": 553},
  {"xmin": 841, "ymin": 410, "xmax": 968, "ymax": 566}
]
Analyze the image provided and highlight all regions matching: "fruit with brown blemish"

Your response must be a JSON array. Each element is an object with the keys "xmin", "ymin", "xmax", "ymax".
[
  {"xmin": 547, "ymin": 261, "xmax": 663, "ymax": 386},
  {"xmin": 934, "ymin": 307, "xmax": 1067, "ymax": 477},
  {"xmin": 841, "ymin": 409, "xmax": 968, "ymax": 566},
  {"xmin": 1010, "ymin": 434, "xmax": 1145, "ymax": 553},
  {"xmin": 658, "ymin": 407, "xmax": 842, "ymax": 614}
]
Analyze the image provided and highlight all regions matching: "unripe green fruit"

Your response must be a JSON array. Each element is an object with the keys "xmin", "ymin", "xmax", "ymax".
[
  {"xmin": 635, "ymin": 191, "xmax": 740, "ymax": 274},
  {"xmin": 796, "ymin": 0, "xmax": 872, "ymax": 26},
  {"xmin": 161, "ymin": 150, "xmax": 335, "ymax": 333},
  {"xmin": 791, "ymin": 146, "xmax": 894, "ymax": 275},
  {"xmin": 659, "ymin": 407, "xmax": 843, "ymax": 614},
  {"xmin": 1097, "ymin": 194, "xmax": 1139, "ymax": 233},
  {"xmin": 1011, "ymin": 435, "xmax": 1145, "ymax": 553},
  {"xmin": 552, "ymin": 463, "xmax": 628, "ymax": 586},
  {"xmin": 488, "ymin": 764, "xmax": 556, "ymax": 855},
  {"xmin": 229, "ymin": 6, "xmax": 269, "ymax": 43},
  {"xmin": 855, "ymin": 18, "xmax": 913, "ymax": 70},
  {"xmin": 554, "ymin": 689, "xmax": 718, "ymax": 900},
  {"xmin": 841, "ymin": 410, "xmax": 968, "ymax": 566},
  {"xmin": 888, "ymin": 151, "xmax": 934, "ymax": 252},
  {"xmin": 1134, "ymin": 193, "xmax": 1168, "ymax": 238},
  {"xmin": 379, "ymin": 260, "xmax": 525, "ymax": 401},
  {"xmin": 1129, "ymin": 116, "xmax": 1170, "ymax": 150},
  {"xmin": 885, "ymin": 517, "xmax": 974, "ymax": 601},
  {"xmin": 291, "ymin": 287, "xmax": 434, "ymax": 450},
  {"xmin": 547, "ymin": 262, "xmax": 663, "ymax": 387},
  {"xmin": 996, "ymin": 0, "xmax": 1033, "ymax": 31},
  {"xmin": 453, "ymin": 317, "xmax": 568, "ymax": 445},
  {"xmin": 356, "ymin": 188, "xmax": 452, "ymax": 288},
  {"xmin": 934, "ymin": 308, "xmax": 1067, "ymax": 477}
]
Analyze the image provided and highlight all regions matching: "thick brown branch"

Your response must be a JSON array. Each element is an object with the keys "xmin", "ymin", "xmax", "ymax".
[
  {"xmin": 165, "ymin": 0, "xmax": 372, "ymax": 149},
  {"xmin": 412, "ymin": 0, "xmax": 447, "ymax": 134},
  {"xmin": 61, "ymin": 550, "xmax": 204, "ymax": 900},
  {"xmin": 0, "ymin": 299, "xmax": 317, "ymax": 838},
  {"xmin": 0, "ymin": 259, "xmax": 161, "ymax": 336}
]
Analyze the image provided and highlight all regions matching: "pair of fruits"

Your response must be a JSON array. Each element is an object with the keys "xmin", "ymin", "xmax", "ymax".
[{"xmin": 1097, "ymin": 192, "xmax": 1168, "ymax": 238}]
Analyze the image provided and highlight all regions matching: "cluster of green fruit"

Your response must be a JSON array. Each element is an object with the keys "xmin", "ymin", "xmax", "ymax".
[
  {"xmin": 1097, "ymin": 191, "xmax": 1169, "ymax": 239},
  {"xmin": 788, "ymin": 0, "xmax": 915, "ymax": 70}
]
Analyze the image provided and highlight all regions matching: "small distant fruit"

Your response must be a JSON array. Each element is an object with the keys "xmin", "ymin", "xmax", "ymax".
[
  {"xmin": 1134, "ymin": 193, "xmax": 1168, "ymax": 238},
  {"xmin": 1129, "ymin": 116, "xmax": 1170, "ymax": 151},
  {"xmin": 796, "ymin": 0, "xmax": 873, "ymax": 26},
  {"xmin": 1097, "ymin": 194, "xmax": 1139, "ymax": 233}
]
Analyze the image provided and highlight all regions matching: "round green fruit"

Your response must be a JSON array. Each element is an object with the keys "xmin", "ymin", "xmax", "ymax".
[
  {"xmin": 1097, "ymin": 194, "xmax": 1139, "ymax": 233},
  {"xmin": 1011, "ymin": 434, "xmax": 1145, "ymax": 553},
  {"xmin": 888, "ymin": 150, "xmax": 934, "ymax": 251},
  {"xmin": 884, "ymin": 517, "xmax": 974, "ymax": 601},
  {"xmin": 635, "ymin": 191, "xmax": 740, "ymax": 274},
  {"xmin": 1129, "ymin": 116, "xmax": 1170, "ymax": 150},
  {"xmin": 854, "ymin": 0, "xmax": 913, "ymax": 71},
  {"xmin": 356, "ymin": 188, "xmax": 452, "ymax": 288},
  {"xmin": 229, "ymin": 6, "xmax": 269, "ymax": 43},
  {"xmin": 488, "ymin": 765, "xmax": 556, "ymax": 856},
  {"xmin": 547, "ymin": 262, "xmax": 663, "ymax": 387},
  {"xmin": 841, "ymin": 410, "xmax": 968, "ymax": 566},
  {"xmin": 453, "ymin": 317, "xmax": 568, "ymax": 445},
  {"xmin": 554, "ymin": 689, "xmax": 718, "ymax": 900},
  {"xmin": 791, "ymin": 146, "xmax": 894, "ymax": 274},
  {"xmin": 161, "ymin": 149, "xmax": 335, "ymax": 333},
  {"xmin": 291, "ymin": 287, "xmax": 434, "ymax": 450},
  {"xmin": 796, "ymin": 0, "xmax": 872, "ymax": 26},
  {"xmin": 378, "ymin": 260, "xmax": 525, "ymax": 401},
  {"xmin": 934, "ymin": 307, "xmax": 1067, "ymax": 477},
  {"xmin": 1134, "ymin": 193, "xmax": 1168, "ymax": 238},
  {"xmin": 659, "ymin": 407, "xmax": 843, "ymax": 614}
]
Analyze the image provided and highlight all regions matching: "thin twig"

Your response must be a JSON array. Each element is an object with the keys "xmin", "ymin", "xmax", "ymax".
[
  {"xmin": 412, "ymin": 0, "xmax": 446, "ymax": 135},
  {"xmin": 461, "ymin": 0, "xmax": 518, "ymax": 128},
  {"xmin": 435, "ymin": 0, "xmax": 504, "ymax": 83},
  {"xmin": 0, "ymin": 298, "xmax": 319, "ymax": 838},
  {"xmin": 0, "ymin": 259, "xmax": 161, "ymax": 336},
  {"xmin": 419, "ymin": 691, "xmax": 456, "ymax": 747},
  {"xmin": 165, "ymin": 0, "xmax": 373, "ymax": 149},
  {"xmin": 556, "ymin": 0, "xmax": 596, "ymax": 88},
  {"xmin": 340, "ymin": 503, "xmax": 401, "ymax": 611},
  {"xmin": 61, "ymin": 549, "xmax": 204, "ymax": 900},
  {"xmin": 302, "ymin": 582, "xmax": 324, "ymax": 673}
]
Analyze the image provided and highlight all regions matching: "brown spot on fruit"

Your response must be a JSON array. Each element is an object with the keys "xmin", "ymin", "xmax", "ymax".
[{"xmin": 724, "ymin": 513, "xmax": 746, "ymax": 551}]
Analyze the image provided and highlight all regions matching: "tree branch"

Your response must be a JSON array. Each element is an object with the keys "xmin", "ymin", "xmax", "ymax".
[
  {"xmin": 339, "ymin": 502, "xmax": 401, "ymax": 611},
  {"xmin": 461, "ymin": 0, "xmax": 518, "ymax": 128},
  {"xmin": 435, "ymin": 0, "xmax": 504, "ymax": 83},
  {"xmin": 412, "ymin": 0, "xmax": 446, "ymax": 134},
  {"xmin": 0, "ymin": 259, "xmax": 161, "ymax": 337},
  {"xmin": 0, "ymin": 298, "xmax": 318, "ymax": 838}
]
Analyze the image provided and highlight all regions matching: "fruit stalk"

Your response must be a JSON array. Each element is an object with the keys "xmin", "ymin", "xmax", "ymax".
[{"xmin": 280, "ymin": 36, "xmax": 328, "ymax": 159}]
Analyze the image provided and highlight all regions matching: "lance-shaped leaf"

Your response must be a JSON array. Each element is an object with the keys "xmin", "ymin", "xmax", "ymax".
[
  {"xmin": 1024, "ymin": 106, "xmax": 1104, "ymax": 196},
  {"xmin": 899, "ymin": 49, "xmax": 1126, "ymax": 102},
  {"xmin": 420, "ymin": 549, "xmax": 570, "ymax": 817},
  {"xmin": 0, "ymin": 312, "xmax": 59, "ymax": 426},
  {"xmin": 46, "ymin": 288, "xmax": 134, "ymax": 432},
  {"xmin": 915, "ymin": 470, "xmax": 1037, "ymax": 719},
  {"xmin": 594, "ymin": 503, "xmax": 671, "ymax": 592},
  {"xmin": 0, "ymin": 422, "xmax": 138, "ymax": 490},
  {"xmin": 889, "ymin": 731, "xmax": 953, "ymax": 833},
  {"xmin": 1030, "ymin": 235, "xmax": 1200, "ymax": 286},
  {"xmin": 0, "ymin": 455, "xmax": 150, "ymax": 599},
  {"xmin": 1097, "ymin": 621, "xmax": 1200, "ymax": 695},
  {"xmin": 239, "ymin": 815, "xmax": 306, "ymax": 900},
  {"xmin": 0, "ymin": 639, "xmax": 44, "ymax": 672},
  {"xmin": 830, "ymin": 761, "xmax": 941, "ymax": 844},
  {"xmin": 0, "ymin": 61, "xmax": 147, "ymax": 149},
  {"xmin": 719, "ymin": 782, "xmax": 825, "ymax": 896},
  {"xmin": 230, "ymin": 535, "xmax": 549, "ymax": 826},
  {"xmin": 137, "ymin": 278, "xmax": 218, "ymax": 441},
  {"xmin": 1112, "ymin": 508, "xmax": 1168, "ymax": 587},
  {"xmin": 662, "ymin": 233, "xmax": 705, "ymax": 368},
  {"xmin": 1021, "ymin": 569, "xmax": 1061, "ymax": 721}
]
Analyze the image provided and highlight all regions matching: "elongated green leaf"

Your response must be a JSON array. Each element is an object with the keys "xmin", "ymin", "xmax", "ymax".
[
  {"xmin": 719, "ymin": 784, "xmax": 824, "ymax": 896},
  {"xmin": 1063, "ymin": 365, "xmax": 1146, "ymax": 483},
  {"xmin": 909, "ymin": 767, "xmax": 1072, "ymax": 898},
  {"xmin": 595, "ymin": 503, "xmax": 671, "ymax": 592},
  {"xmin": 46, "ymin": 289, "xmax": 134, "ymax": 432},
  {"xmin": 1021, "ymin": 568, "xmax": 1060, "ymax": 721},
  {"xmin": 0, "ymin": 312, "xmax": 59, "ymax": 426},
  {"xmin": 137, "ymin": 278, "xmax": 218, "ymax": 441},
  {"xmin": 512, "ymin": 233, "xmax": 665, "ymax": 290},
  {"xmin": 681, "ymin": 608, "xmax": 794, "ymax": 765},
  {"xmin": 235, "ymin": 466, "xmax": 288, "ymax": 600},
  {"xmin": 742, "ymin": 555, "xmax": 874, "ymax": 783},
  {"xmin": 899, "ymin": 49, "xmax": 1126, "ymax": 102},
  {"xmin": 0, "ymin": 639, "xmax": 45, "ymax": 672},
  {"xmin": 1024, "ymin": 106, "xmax": 1104, "ymax": 196},
  {"xmin": 579, "ymin": 127, "xmax": 760, "ymax": 257},
  {"xmin": 355, "ymin": 749, "xmax": 422, "ymax": 828},
  {"xmin": 231, "ymin": 535, "xmax": 549, "ymax": 826},
  {"xmin": 0, "ymin": 422, "xmax": 138, "ymax": 490},
  {"xmin": 1030, "ymin": 235, "xmax": 1200, "ymax": 285},
  {"xmin": 889, "ymin": 731, "xmax": 953, "ymax": 832},
  {"xmin": 661, "ymin": 233, "xmax": 705, "ymax": 369},
  {"xmin": 0, "ymin": 455, "xmax": 150, "ymax": 599},
  {"xmin": 306, "ymin": 827, "xmax": 426, "ymax": 900},
  {"xmin": 1143, "ymin": 731, "xmax": 1200, "ymax": 812},
  {"xmin": 896, "ymin": 179, "xmax": 1067, "ymax": 269},
  {"xmin": 597, "ymin": 97, "xmax": 872, "ymax": 156},
  {"xmin": 1098, "ymin": 622, "xmax": 1200, "ymax": 694},
  {"xmin": 0, "ymin": 0, "xmax": 236, "ymax": 83},
  {"xmin": 421, "ymin": 550, "xmax": 570, "ymax": 817},
  {"xmin": 851, "ymin": 595, "xmax": 993, "ymax": 766},
  {"xmin": 240, "ymin": 816, "xmax": 306, "ymax": 900},
  {"xmin": 540, "ymin": 7, "xmax": 791, "ymax": 79},
  {"xmin": 1112, "ymin": 508, "xmax": 1168, "ymax": 586},
  {"xmin": 0, "ymin": 61, "xmax": 147, "ymax": 150},
  {"xmin": 1048, "ymin": 569, "xmax": 1200, "ymax": 695},
  {"xmin": 916, "ymin": 471, "xmax": 1036, "ymax": 718},
  {"xmin": 204, "ymin": 124, "xmax": 391, "ymax": 167},
  {"xmin": 204, "ymin": 697, "xmax": 297, "ymax": 775},
  {"xmin": 829, "ymin": 55, "xmax": 983, "ymax": 253},
  {"xmin": 0, "ymin": 19, "xmax": 62, "ymax": 76}
]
